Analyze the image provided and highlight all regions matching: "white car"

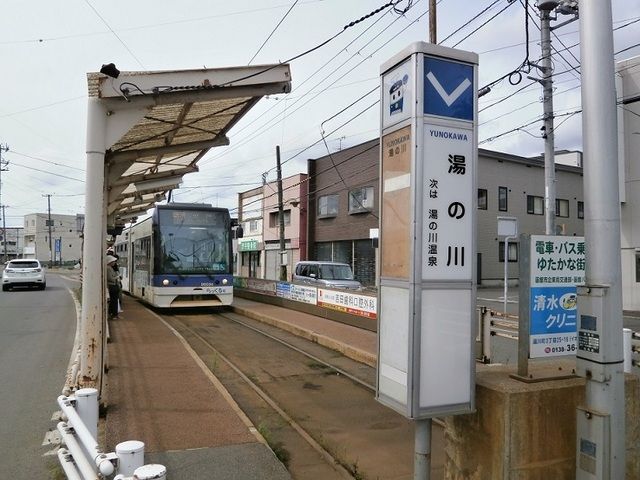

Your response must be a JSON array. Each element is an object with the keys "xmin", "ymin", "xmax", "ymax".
[{"xmin": 2, "ymin": 259, "xmax": 47, "ymax": 291}]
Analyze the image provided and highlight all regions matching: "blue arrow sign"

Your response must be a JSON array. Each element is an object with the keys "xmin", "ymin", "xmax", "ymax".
[{"xmin": 423, "ymin": 56, "xmax": 474, "ymax": 121}]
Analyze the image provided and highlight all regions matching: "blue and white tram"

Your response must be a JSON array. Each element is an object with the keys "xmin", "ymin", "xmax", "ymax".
[{"xmin": 114, "ymin": 203, "xmax": 235, "ymax": 308}]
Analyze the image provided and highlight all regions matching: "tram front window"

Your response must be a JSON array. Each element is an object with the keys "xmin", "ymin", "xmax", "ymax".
[{"xmin": 159, "ymin": 222, "xmax": 229, "ymax": 275}]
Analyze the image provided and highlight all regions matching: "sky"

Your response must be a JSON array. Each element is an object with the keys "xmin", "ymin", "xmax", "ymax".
[{"xmin": 0, "ymin": 0, "xmax": 639, "ymax": 227}]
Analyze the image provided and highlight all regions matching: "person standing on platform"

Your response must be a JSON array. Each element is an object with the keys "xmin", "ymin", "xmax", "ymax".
[{"xmin": 106, "ymin": 255, "xmax": 120, "ymax": 319}]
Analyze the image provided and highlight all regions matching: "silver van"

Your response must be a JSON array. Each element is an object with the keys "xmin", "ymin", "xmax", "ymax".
[{"xmin": 293, "ymin": 261, "xmax": 362, "ymax": 290}]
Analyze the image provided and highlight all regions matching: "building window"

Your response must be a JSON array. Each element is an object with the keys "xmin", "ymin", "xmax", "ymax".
[
  {"xmin": 478, "ymin": 189, "xmax": 487, "ymax": 210},
  {"xmin": 318, "ymin": 195, "xmax": 338, "ymax": 218},
  {"xmin": 269, "ymin": 210, "xmax": 291, "ymax": 228},
  {"xmin": 556, "ymin": 198, "xmax": 569, "ymax": 218},
  {"xmin": 499, "ymin": 241, "xmax": 518, "ymax": 262},
  {"xmin": 348, "ymin": 186, "xmax": 374, "ymax": 214},
  {"xmin": 249, "ymin": 220, "xmax": 258, "ymax": 233},
  {"xmin": 636, "ymin": 252, "xmax": 640, "ymax": 283},
  {"xmin": 498, "ymin": 186, "xmax": 508, "ymax": 212},
  {"xmin": 577, "ymin": 201, "xmax": 584, "ymax": 219},
  {"xmin": 526, "ymin": 195, "xmax": 544, "ymax": 215}
]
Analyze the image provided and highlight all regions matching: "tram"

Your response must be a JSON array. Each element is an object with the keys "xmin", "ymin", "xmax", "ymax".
[{"xmin": 113, "ymin": 203, "xmax": 237, "ymax": 308}]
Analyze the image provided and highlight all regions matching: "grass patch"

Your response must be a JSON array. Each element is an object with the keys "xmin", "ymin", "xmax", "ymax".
[
  {"xmin": 257, "ymin": 422, "xmax": 291, "ymax": 467},
  {"xmin": 47, "ymin": 458, "xmax": 65, "ymax": 480}
]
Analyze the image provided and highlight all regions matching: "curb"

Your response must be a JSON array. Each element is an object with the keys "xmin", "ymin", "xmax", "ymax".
[{"xmin": 231, "ymin": 306, "xmax": 377, "ymax": 368}]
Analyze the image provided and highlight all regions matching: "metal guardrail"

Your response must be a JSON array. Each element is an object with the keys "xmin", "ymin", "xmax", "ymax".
[
  {"xmin": 477, "ymin": 308, "xmax": 639, "ymax": 373},
  {"xmin": 56, "ymin": 388, "xmax": 166, "ymax": 480}
]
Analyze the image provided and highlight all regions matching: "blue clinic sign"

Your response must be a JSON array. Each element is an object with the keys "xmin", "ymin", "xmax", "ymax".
[
  {"xmin": 530, "ymin": 285, "xmax": 578, "ymax": 356},
  {"xmin": 423, "ymin": 56, "xmax": 474, "ymax": 121}
]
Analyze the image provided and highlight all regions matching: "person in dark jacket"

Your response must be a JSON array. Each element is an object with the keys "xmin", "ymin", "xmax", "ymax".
[{"xmin": 106, "ymin": 255, "xmax": 120, "ymax": 318}]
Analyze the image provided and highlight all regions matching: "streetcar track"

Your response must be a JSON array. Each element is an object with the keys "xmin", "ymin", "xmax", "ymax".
[
  {"xmin": 215, "ymin": 311, "xmax": 375, "ymax": 391},
  {"xmin": 168, "ymin": 313, "xmax": 356, "ymax": 480},
  {"xmin": 212, "ymin": 310, "xmax": 447, "ymax": 429}
]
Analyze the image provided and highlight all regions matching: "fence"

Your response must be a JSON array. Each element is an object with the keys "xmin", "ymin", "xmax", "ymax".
[
  {"xmin": 476, "ymin": 307, "xmax": 639, "ymax": 373},
  {"xmin": 56, "ymin": 388, "xmax": 166, "ymax": 480}
]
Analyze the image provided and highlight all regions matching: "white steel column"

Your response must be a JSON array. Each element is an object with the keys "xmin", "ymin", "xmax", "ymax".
[
  {"xmin": 80, "ymin": 97, "xmax": 107, "ymax": 387},
  {"xmin": 579, "ymin": 0, "xmax": 625, "ymax": 477}
]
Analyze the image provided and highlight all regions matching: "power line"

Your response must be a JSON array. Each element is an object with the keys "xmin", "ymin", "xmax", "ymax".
[
  {"xmin": 248, "ymin": 0, "xmax": 300, "ymax": 65},
  {"xmin": 83, "ymin": 0, "xmax": 146, "ymax": 70},
  {"xmin": 201, "ymin": 0, "xmax": 421, "ymax": 167}
]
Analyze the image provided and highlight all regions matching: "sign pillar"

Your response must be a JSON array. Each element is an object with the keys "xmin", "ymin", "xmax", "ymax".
[{"xmin": 377, "ymin": 42, "xmax": 478, "ymax": 428}]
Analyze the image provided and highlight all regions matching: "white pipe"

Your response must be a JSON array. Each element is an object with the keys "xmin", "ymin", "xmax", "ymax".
[
  {"xmin": 116, "ymin": 440, "xmax": 145, "ymax": 476},
  {"xmin": 624, "ymin": 328, "xmax": 632, "ymax": 373},
  {"xmin": 134, "ymin": 464, "xmax": 167, "ymax": 480},
  {"xmin": 75, "ymin": 388, "xmax": 98, "ymax": 440},
  {"xmin": 56, "ymin": 422, "xmax": 99, "ymax": 479},
  {"xmin": 57, "ymin": 396, "xmax": 115, "ymax": 476},
  {"xmin": 57, "ymin": 448, "xmax": 83, "ymax": 480}
]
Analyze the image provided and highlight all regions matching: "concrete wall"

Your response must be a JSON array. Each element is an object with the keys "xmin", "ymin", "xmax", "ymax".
[{"xmin": 445, "ymin": 366, "xmax": 639, "ymax": 479}]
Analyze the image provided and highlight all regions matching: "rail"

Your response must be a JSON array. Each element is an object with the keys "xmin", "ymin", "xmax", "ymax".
[
  {"xmin": 477, "ymin": 308, "xmax": 638, "ymax": 373},
  {"xmin": 56, "ymin": 388, "xmax": 166, "ymax": 479}
]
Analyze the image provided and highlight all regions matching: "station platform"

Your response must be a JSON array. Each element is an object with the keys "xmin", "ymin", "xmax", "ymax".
[{"xmin": 103, "ymin": 295, "xmax": 378, "ymax": 479}]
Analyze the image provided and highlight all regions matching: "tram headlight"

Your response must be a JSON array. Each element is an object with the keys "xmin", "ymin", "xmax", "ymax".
[
  {"xmin": 222, "ymin": 278, "xmax": 228, "ymax": 285},
  {"xmin": 162, "ymin": 279, "xmax": 170, "ymax": 286}
]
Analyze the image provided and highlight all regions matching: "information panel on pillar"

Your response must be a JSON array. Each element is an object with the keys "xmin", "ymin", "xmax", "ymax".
[{"xmin": 377, "ymin": 42, "xmax": 478, "ymax": 419}]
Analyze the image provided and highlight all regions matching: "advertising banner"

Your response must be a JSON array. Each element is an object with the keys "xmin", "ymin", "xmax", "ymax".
[
  {"xmin": 529, "ymin": 235, "xmax": 585, "ymax": 358},
  {"xmin": 318, "ymin": 288, "xmax": 377, "ymax": 319}
]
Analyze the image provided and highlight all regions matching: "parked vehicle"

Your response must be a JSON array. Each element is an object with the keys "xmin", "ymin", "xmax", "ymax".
[
  {"xmin": 2, "ymin": 259, "xmax": 46, "ymax": 291},
  {"xmin": 293, "ymin": 261, "xmax": 362, "ymax": 290}
]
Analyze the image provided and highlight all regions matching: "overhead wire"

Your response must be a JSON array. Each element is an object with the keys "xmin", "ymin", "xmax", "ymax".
[
  {"xmin": 201, "ymin": 0, "xmax": 422, "ymax": 168},
  {"xmin": 248, "ymin": 0, "xmax": 300, "ymax": 65},
  {"xmin": 83, "ymin": 0, "xmax": 146, "ymax": 70}
]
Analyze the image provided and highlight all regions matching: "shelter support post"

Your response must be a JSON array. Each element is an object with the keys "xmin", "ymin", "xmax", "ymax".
[{"xmin": 80, "ymin": 98, "xmax": 107, "ymax": 388}]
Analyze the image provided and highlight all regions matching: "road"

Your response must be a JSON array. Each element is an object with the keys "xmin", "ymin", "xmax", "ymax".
[{"xmin": 0, "ymin": 273, "xmax": 78, "ymax": 479}]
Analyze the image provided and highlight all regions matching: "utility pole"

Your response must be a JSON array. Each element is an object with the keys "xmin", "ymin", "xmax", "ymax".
[
  {"xmin": 577, "ymin": 1, "xmax": 625, "ymax": 478},
  {"xmin": 276, "ymin": 146, "xmax": 287, "ymax": 281},
  {"xmin": 44, "ymin": 194, "xmax": 53, "ymax": 268},
  {"xmin": 415, "ymin": 5, "xmax": 438, "ymax": 479},
  {"xmin": 429, "ymin": 0, "xmax": 436, "ymax": 43},
  {"xmin": 535, "ymin": 1, "xmax": 557, "ymax": 235},
  {"xmin": 0, "ymin": 144, "xmax": 9, "ymax": 263},
  {"xmin": 1, "ymin": 205, "xmax": 7, "ymax": 263}
]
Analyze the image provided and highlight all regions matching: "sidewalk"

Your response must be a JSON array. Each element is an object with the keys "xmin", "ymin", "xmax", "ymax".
[{"xmin": 104, "ymin": 298, "xmax": 291, "ymax": 479}]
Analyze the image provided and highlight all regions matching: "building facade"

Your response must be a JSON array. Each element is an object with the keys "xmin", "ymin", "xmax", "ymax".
[
  {"xmin": 618, "ymin": 54, "xmax": 640, "ymax": 311},
  {"xmin": 237, "ymin": 173, "xmax": 308, "ymax": 281},
  {"xmin": 303, "ymin": 141, "xmax": 585, "ymax": 287},
  {"xmin": 262, "ymin": 173, "xmax": 308, "ymax": 281},
  {"xmin": 307, "ymin": 140, "xmax": 379, "ymax": 287},
  {"xmin": 0, "ymin": 227, "xmax": 24, "ymax": 261},
  {"xmin": 23, "ymin": 213, "xmax": 84, "ymax": 266}
]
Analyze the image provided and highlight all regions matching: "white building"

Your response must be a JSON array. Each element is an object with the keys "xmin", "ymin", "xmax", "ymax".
[
  {"xmin": 23, "ymin": 213, "xmax": 84, "ymax": 266},
  {"xmin": 618, "ymin": 55, "xmax": 640, "ymax": 311},
  {"xmin": 0, "ymin": 227, "xmax": 24, "ymax": 260}
]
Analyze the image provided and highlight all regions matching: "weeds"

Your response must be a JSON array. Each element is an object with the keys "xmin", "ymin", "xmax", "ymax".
[{"xmin": 257, "ymin": 422, "xmax": 291, "ymax": 467}]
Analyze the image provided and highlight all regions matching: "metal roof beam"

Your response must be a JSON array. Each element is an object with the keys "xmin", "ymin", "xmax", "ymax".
[
  {"xmin": 106, "ymin": 136, "xmax": 229, "ymax": 163},
  {"xmin": 110, "ymin": 165, "xmax": 198, "ymax": 187},
  {"xmin": 92, "ymin": 64, "xmax": 291, "ymax": 100}
]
